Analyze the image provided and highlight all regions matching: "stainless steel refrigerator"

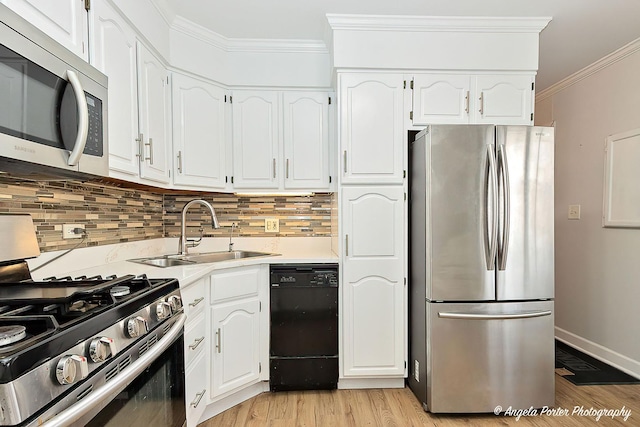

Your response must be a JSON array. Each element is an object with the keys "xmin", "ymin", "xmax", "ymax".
[{"xmin": 408, "ymin": 125, "xmax": 555, "ymax": 413}]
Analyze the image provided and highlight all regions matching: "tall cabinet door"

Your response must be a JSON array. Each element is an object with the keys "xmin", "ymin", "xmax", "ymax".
[
  {"xmin": 172, "ymin": 73, "xmax": 226, "ymax": 189},
  {"xmin": 283, "ymin": 92, "xmax": 330, "ymax": 190},
  {"xmin": 90, "ymin": 0, "xmax": 139, "ymax": 176},
  {"xmin": 2, "ymin": 0, "xmax": 88, "ymax": 60},
  {"xmin": 211, "ymin": 299, "xmax": 261, "ymax": 398},
  {"xmin": 339, "ymin": 74, "xmax": 405, "ymax": 185},
  {"xmin": 231, "ymin": 91, "xmax": 280, "ymax": 189},
  {"xmin": 341, "ymin": 186, "xmax": 405, "ymax": 377},
  {"xmin": 473, "ymin": 75, "xmax": 534, "ymax": 125},
  {"xmin": 137, "ymin": 42, "xmax": 171, "ymax": 184}
]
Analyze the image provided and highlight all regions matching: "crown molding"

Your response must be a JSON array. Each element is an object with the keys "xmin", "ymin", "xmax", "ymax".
[
  {"xmin": 171, "ymin": 16, "xmax": 328, "ymax": 54},
  {"xmin": 147, "ymin": 0, "xmax": 175, "ymax": 27},
  {"xmin": 536, "ymin": 37, "xmax": 640, "ymax": 102},
  {"xmin": 325, "ymin": 14, "xmax": 551, "ymax": 33}
]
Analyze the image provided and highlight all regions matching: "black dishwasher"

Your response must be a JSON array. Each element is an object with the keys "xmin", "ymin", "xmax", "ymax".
[{"xmin": 270, "ymin": 263, "xmax": 339, "ymax": 391}]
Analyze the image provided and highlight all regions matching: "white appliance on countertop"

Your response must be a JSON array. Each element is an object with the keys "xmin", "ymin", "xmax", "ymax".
[{"xmin": 408, "ymin": 124, "xmax": 555, "ymax": 413}]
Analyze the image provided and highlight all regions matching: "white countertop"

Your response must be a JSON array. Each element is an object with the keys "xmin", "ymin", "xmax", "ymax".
[{"xmin": 28, "ymin": 237, "xmax": 338, "ymax": 287}]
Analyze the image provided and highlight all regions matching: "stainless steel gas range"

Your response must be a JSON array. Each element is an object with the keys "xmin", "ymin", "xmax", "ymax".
[{"xmin": 0, "ymin": 214, "xmax": 186, "ymax": 427}]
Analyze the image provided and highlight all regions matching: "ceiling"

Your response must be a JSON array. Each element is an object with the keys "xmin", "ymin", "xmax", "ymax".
[{"xmin": 158, "ymin": 0, "xmax": 640, "ymax": 91}]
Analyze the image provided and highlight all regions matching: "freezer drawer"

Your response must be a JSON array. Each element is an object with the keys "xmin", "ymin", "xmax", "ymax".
[{"xmin": 425, "ymin": 301, "xmax": 554, "ymax": 413}]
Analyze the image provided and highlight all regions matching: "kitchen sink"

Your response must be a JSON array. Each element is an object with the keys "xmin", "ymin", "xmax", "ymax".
[{"xmin": 129, "ymin": 250, "xmax": 277, "ymax": 268}]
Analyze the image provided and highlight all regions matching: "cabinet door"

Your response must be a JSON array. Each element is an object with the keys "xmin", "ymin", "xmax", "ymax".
[
  {"xmin": 283, "ymin": 92, "xmax": 330, "ymax": 190},
  {"xmin": 341, "ymin": 186, "xmax": 405, "ymax": 377},
  {"xmin": 1, "ymin": 0, "xmax": 88, "ymax": 60},
  {"xmin": 137, "ymin": 42, "xmax": 171, "ymax": 184},
  {"xmin": 231, "ymin": 91, "xmax": 280, "ymax": 189},
  {"xmin": 473, "ymin": 75, "xmax": 534, "ymax": 125},
  {"xmin": 90, "ymin": 1, "xmax": 139, "ymax": 176},
  {"xmin": 211, "ymin": 299, "xmax": 261, "ymax": 398},
  {"xmin": 412, "ymin": 74, "xmax": 471, "ymax": 125},
  {"xmin": 172, "ymin": 73, "xmax": 226, "ymax": 189},
  {"xmin": 339, "ymin": 74, "xmax": 405, "ymax": 185}
]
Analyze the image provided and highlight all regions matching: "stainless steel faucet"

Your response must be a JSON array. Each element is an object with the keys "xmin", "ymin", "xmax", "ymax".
[
  {"xmin": 179, "ymin": 199, "xmax": 220, "ymax": 255},
  {"xmin": 228, "ymin": 222, "xmax": 236, "ymax": 252}
]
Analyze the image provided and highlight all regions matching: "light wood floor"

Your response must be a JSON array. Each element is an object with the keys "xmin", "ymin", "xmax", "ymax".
[{"xmin": 198, "ymin": 376, "xmax": 640, "ymax": 426}]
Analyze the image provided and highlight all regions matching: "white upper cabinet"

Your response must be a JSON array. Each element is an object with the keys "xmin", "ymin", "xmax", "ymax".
[
  {"xmin": 136, "ymin": 42, "xmax": 171, "ymax": 184},
  {"xmin": 410, "ymin": 73, "xmax": 535, "ymax": 126},
  {"xmin": 231, "ymin": 90, "xmax": 280, "ymax": 189},
  {"xmin": 282, "ymin": 92, "xmax": 330, "ymax": 190},
  {"xmin": 473, "ymin": 74, "xmax": 534, "ymax": 125},
  {"xmin": 172, "ymin": 73, "xmax": 227, "ymax": 190},
  {"xmin": 231, "ymin": 90, "xmax": 331, "ymax": 191},
  {"xmin": 1, "ymin": 0, "xmax": 88, "ymax": 60},
  {"xmin": 90, "ymin": 0, "xmax": 139, "ymax": 176},
  {"xmin": 339, "ymin": 73, "xmax": 405, "ymax": 185}
]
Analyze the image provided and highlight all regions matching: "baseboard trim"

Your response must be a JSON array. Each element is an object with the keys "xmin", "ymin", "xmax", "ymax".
[
  {"xmin": 338, "ymin": 377, "xmax": 405, "ymax": 389},
  {"xmin": 555, "ymin": 327, "xmax": 640, "ymax": 380}
]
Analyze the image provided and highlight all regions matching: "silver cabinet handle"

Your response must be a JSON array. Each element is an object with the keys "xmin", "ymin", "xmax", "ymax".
[
  {"xmin": 484, "ymin": 144, "xmax": 498, "ymax": 270},
  {"xmin": 64, "ymin": 70, "xmax": 89, "ymax": 167},
  {"xmin": 189, "ymin": 336, "xmax": 204, "ymax": 350},
  {"xmin": 345, "ymin": 234, "xmax": 349, "ymax": 257},
  {"xmin": 190, "ymin": 389, "xmax": 206, "ymax": 408},
  {"xmin": 215, "ymin": 328, "xmax": 221, "ymax": 353},
  {"xmin": 464, "ymin": 90, "xmax": 470, "ymax": 114},
  {"xmin": 479, "ymin": 92, "xmax": 484, "ymax": 115},
  {"xmin": 286, "ymin": 159, "xmax": 289, "ymax": 179},
  {"xmin": 188, "ymin": 297, "xmax": 204, "ymax": 307},
  {"xmin": 177, "ymin": 150, "xmax": 183, "ymax": 173},
  {"xmin": 343, "ymin": 151, "xmax": 347, "ymax": 173},
  {"xmin": 145, "ymin": 137, "xmax": 154, "ymax": 164},
  {"xmin": 272, "ymin": 158, "xmax": 276, "ymax": 178},
  {"xmin": 498, "ymin": 144, "xmax": 510, "ymax": 271},
  {"xmin": 135, "ymin": 133, "xmax": 144, "ymax": 160},
  {"xmin": 439, "ymin": 310, "xmax": 552, "ymax": 320}
]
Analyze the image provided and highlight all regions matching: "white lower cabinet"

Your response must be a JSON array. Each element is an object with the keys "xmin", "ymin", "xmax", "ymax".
[
  {"xmin": 208, "ymin": 265, "xmax": 268, "ymax": 402},
  {"xmin": 210, "ymin": 299, "xmax": 261, "ymax": 398},
  {"xmin": 185, "ymin": 351, "xmax": 208, "ymax": 427}
]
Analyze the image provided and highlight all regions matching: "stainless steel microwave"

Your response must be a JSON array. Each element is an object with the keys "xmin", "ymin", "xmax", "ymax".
[{"xmin": 0, "ymin": 4, "xmax": 108, "ymax": 178}]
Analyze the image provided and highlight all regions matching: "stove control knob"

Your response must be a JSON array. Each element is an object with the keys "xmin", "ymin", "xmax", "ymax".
[
  {"xmin": 89, "ymin": 337, "xmax": 117, "ymax": 363},
  {"xmin": 155, "ymin": 302, "xmax": 172, "ymax": 321},
  {"xmin": 56, "ymin": 355, "xmax": 89, "ymax": 385},
  {"xmin": 166, "ymin": 295, "xmax": 183, "ymax": 312},
  {"xmin": 126, "ymin": 316, "xmax": 148, "ymax": 338}
]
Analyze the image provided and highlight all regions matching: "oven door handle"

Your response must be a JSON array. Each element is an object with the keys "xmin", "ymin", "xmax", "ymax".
[{"xmin": 40, "ymin": 314, "xmax": 186, "ymax": 427}]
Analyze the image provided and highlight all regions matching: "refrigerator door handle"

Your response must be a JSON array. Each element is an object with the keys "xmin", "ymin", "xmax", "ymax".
[
  {"xmin": 438, "ymin": 310, "xmax": 552, "ymax": 320},
  {"xmin": 484, "ymin": 144, "xmax": 498, "ymax": 270},
  {"xmin": 498, "ymin": 143, "xmax": 510, "ymax": 270}
]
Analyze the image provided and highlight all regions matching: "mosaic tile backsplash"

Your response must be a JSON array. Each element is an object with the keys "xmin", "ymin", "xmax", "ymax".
[{"xmin": 0, "ymin": 176, "xmax": 331, "ymax": 252}]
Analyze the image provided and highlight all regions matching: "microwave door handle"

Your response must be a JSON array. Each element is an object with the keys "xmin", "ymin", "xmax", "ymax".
[
  {"xmin": 65, "ymin": 70, "xmax": 89, "ymax": 167},
  {"xmin": 39, "ymin": 314, "xmax": 185, "ymax": 427}
]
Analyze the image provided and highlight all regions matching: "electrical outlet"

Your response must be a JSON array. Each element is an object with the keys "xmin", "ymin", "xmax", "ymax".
[
  {"xmin": 265, "ymin": 218, "xmax": 279, "ymax": 233},
  {"xmin": 62, "ymin": 224, "xmax": 85, "ymax": 239},
  {"xmin": 568, "ymin": 204, "xmax": 581, "ymax": 220}
]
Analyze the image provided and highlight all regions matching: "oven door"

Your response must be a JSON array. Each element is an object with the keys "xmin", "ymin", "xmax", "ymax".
[{"xmin": 38, "ymin": 315, "xmax": 186, "ymax": 427}]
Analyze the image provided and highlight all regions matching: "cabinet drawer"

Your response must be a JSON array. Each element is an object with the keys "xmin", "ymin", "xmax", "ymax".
[
  {"xmin": 210, "ymin": 266, "xmax": 261, "ymax": 304},
  {"xmin": 184, "ymin": 312, "xmax": 206, "ymax": 366},
  {"xmin": 185, "ymin": 351, "xmax": 208, "ymax": 427},
  {"xmin": 182, "ymin": 279, "xmax": 206, "ymax": 319}
]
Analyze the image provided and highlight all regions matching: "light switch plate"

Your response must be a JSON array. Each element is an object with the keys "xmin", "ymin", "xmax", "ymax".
[
  {"xmin": 568, "ymin": 204, "xmax": 581, "ymax": 220},
  {"xmin": 265, "ymin": 218, "xmax": 279, "ymax": 232}
]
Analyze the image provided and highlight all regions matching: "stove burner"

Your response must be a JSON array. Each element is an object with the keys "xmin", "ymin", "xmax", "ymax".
[
  {"xmin": 0, "ymin": 325, "xmax": 26, "ymax": 346},
  {"xmin": 110, "ymin": 286, "xmax": 130, "ymax": 297}
]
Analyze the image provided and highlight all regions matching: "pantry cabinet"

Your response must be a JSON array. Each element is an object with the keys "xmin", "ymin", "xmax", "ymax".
[
  {"xmin": 231, "ymin": 90, "xmax": 331, "ymax": 191},
  {"xmin": 172, "ymin": 73, "xmax": 227, "ymax": 190},
  {"xmin": 341, "ymin": 186, "xmax": 406, "ymax": 377},
  {"xmin": 1, "ymin": 0, "xmax": 88, "ymax": 60},
  {"xmin": 339, "ymin": 73, "xmax": 405, "ymax": 185},
  {"xmin": 409, "ymin": 73, "xmax": 535, "ymax": 126}
]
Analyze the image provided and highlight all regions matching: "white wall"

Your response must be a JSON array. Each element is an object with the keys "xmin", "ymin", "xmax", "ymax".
[{"xmin": 535, "ymin": 40, "xmax": 640, "ymax": 377}]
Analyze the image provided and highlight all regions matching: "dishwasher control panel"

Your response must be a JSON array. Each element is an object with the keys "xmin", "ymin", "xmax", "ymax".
[{"xmin": 270, "ymin": 264, "xmax": 339, "ymax": 287}]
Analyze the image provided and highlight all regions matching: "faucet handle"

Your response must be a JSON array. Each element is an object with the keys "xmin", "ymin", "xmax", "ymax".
[{"xmin": 187, "ymin": 228, "xmax": 204, "ymax": 248}]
